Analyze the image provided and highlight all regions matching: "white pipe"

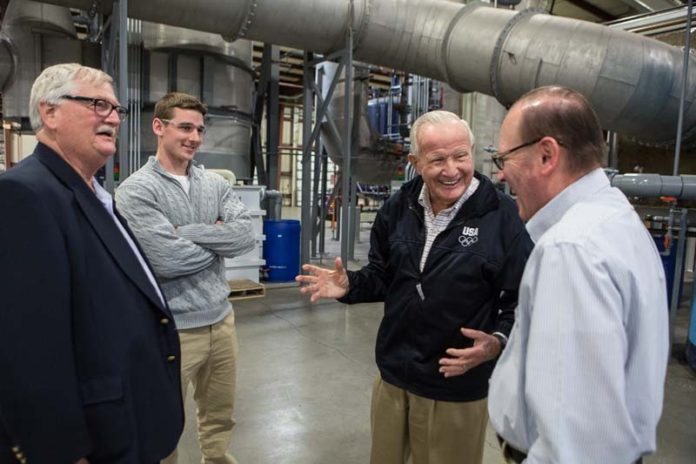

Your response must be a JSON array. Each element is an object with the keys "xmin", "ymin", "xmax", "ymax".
[{"xmin": 611, "ymin": 173, "xmax": 696, "ymax": 199}]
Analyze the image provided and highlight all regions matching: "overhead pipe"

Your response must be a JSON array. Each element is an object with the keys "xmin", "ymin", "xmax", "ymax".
[
  {"xmin": 1, "ymin": 0, "xmax": 77, "ymax": 122},
  {"xmin": 611, "ymin": 173, "xmax": 696, "ymax": 199},
  {"xmin": 39, "ymin": 0, "xmax": 696, "ymax": 146},
  {"xmin": 137, "ymin": 22, "xmax": 255, "ymax": 178},
  {"xmin": 0, "ymin": 34, "xmax": 14, "ymax": 92}
]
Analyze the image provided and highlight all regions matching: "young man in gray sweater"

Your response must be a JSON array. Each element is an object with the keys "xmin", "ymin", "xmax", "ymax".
[{"xmin": 116, "ymin": 92, "xmax": 255, "ymax": 464}]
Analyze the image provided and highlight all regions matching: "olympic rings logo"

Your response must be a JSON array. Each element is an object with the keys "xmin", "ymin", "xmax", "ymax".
[{"xmin": 458, "ymin": 235, "xmax": 479, "ymax": 247}]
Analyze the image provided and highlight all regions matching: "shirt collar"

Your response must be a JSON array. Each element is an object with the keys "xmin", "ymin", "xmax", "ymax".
[
  {"xmin": 93, "ymin": 178, "xmax": 114, "ymax": 214},
  {"xmin": 418, "ymin": 177, "xmax": 480, "ymax": 217},
  {"xmin": 526, "ymin": 167, "xmax": 608, "ymax": 243}
]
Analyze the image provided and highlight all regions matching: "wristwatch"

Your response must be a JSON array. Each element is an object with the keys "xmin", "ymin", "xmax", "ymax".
[{"xmin": 491, "ymin": 331, "xmax": 508, "ymax": 353}]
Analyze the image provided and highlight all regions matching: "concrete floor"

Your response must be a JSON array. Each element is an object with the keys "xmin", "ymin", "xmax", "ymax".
[{"xmin": 177, "ymin": 226, "xmax": 696, "ymax": 463}]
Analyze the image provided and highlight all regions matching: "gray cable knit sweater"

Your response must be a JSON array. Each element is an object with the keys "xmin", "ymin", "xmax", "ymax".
[{"xmin": 115, "ymin": 157, "xmax": 255, "ymax": 329}]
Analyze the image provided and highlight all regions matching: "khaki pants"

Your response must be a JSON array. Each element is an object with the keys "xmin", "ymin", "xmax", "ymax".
[
  {"xmin": 162, "ymin": 312, "xmax": 239, "ymax": 464},
  {"xmin": 370, "ymin": 377, "xmax": 488, "ymax": 464}
]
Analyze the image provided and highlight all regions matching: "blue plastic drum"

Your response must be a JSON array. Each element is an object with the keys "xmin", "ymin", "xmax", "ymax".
[{"xmin": 263, "ymin": 219, "xmax": 301, "ymax": 282}]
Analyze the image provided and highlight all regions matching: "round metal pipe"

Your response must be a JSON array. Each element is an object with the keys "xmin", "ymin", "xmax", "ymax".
[
  {"xmin": 2, "ymin": 0, "xmax": 77, "ymax": 120},
  {"xmin": 0, "ymin": 34, "xmax": 15, "ymax": 92},
  {"xmin": 38, "ymin": 0, "xmax": 696, "ymax": 145}
]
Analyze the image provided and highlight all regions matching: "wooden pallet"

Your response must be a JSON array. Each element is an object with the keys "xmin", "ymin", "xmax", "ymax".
[{"xmin": 228, "ymin": 279, "xmax": 266, "ymax": 301}]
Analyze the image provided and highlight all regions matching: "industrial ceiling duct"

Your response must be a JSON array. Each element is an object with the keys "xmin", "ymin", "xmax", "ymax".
[
  {"xmin": 319, "ymin": 61, "xmax": 403, "ymax": 185},
  {"xmin": 40, "ymin": 0, "xmax": 696, "ymax": 146},
  {"xmin": 139, "ymin": 22, "xmax": 254, "ymax": 178},
  {"xmin": 1, "ymin": 0, "xmax": 80, "ymax": 124}
]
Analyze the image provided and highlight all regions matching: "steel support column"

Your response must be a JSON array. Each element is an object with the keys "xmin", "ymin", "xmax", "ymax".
[
  {"xmin": 300, "ymin": 52, "xmax": 315, "ymax": 268},
  {"xmin": 296, "ymin": 21, "xmax": 356, "ymax": 268},
  {"xmin": 266, "ymin": 45, "xmax": 280, "ymax": 189},
  {"xmin": 319, "ymin": 145, "xmax": 329, "ymax": 261},
  {"xmin": 251, "ymin": 45, "xmax": 270, "ymax": 186},
  {"xmin": 100, "ymin": 0, "xmax": 129, "ymax": 192},
  {"xmin": 673, "ymin": 0, "xmax": 693, "ymax": 177},
  {"xmin": 311, "ymin": 67, "xmax": 325, "ymax": 258},
  {"xmin": 340, "ymin": 25, "xmax": 354, "ymax": 265},
  {"xmin": 117, "ymin": 0, "xmax": 128, "ymax": 182}
]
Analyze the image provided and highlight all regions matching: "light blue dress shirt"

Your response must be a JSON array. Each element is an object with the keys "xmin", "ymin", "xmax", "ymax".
[{"xmin": 488, "ymin": 168, "xmax": 669, "ymax": 463}]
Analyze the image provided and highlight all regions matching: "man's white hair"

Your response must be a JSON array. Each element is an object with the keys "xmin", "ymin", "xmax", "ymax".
[
  {"xmin": 409, "ymin": 110, "xmax": 475, "ymax": 156},
  {"xmin": 29, "ymin": 63, "xmax": 114, "ymax": 132}
]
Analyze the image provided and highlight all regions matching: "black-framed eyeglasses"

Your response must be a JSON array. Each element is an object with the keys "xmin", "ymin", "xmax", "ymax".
[
  {"xmin": 160, "ymin": 118, "xmax": 207, "ymax": 136},
  {"xmin": 61, "ymin": 95, "xmax": 128, "ymax": 121},
  {"xmin": 490, "ymin": 137, "xmax": 543, "ymax": 170}
]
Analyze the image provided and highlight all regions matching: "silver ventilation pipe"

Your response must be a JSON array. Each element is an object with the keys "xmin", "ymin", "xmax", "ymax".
[
  {"xmin": 40, "ymin": 0, "xmax": 696, "ymax": 146},
  {"xmin": 611, "ymin": 173, "xmax": 696, "ymax": 199},
  {"xmin": 138, "ymin": 22, "xmax": 254, "ymax": 178},
  {"xmin": 1, "ymin": 0, "xmax": 78, "ymax": 121},
  {"xmin": 0, "ymin": 34, "xmax": 14, "ymax": 93},
  {"xmin": 319, "ymin": 61, "xmax": 403, "ymax": 184}
]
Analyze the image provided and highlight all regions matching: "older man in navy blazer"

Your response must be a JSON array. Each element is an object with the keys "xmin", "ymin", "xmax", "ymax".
[{"xmin": 0, "ymin": 63, "xmax": 183, "ymax": 463}]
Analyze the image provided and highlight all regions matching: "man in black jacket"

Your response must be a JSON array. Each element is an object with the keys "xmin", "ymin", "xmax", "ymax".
[{"xmin": 297, "ymin": 110, "xmax": 532, "ymax": 464}]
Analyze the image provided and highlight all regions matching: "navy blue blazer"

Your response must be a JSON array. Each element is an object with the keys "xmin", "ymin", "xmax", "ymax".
[{"xmin": 0, "ymin": 143, "xmax": 184, "ymax": 463}]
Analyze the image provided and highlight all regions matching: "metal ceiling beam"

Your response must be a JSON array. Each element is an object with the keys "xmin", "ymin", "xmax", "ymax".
[
  {"xmin": 619, "ymin": 0, "xmax": 682, "ymax": 13},
  {"xmin": 564, "ymin": 0, "xmax": 618, "ymax": 21}
]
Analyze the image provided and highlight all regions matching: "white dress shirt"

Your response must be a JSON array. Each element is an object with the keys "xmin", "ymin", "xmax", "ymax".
[{"xmin": 488, "ymin": 168, "xmax": 669, "ymax": 463}]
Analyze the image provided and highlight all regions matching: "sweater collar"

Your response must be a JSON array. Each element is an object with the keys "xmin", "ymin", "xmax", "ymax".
[{"xmin": 147, "ymin": 156, "xmax": 203, "ymax": 180}]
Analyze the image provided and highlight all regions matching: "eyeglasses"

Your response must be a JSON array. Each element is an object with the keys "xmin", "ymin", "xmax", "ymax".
[
  {"xmin": 160, "ymin": 119, "xmax": 206, "ymax": 136},
  {"xmin": 490, "ymin": 137, "xmax": 543, "ymax": 170},
  {"xmin": 61, "ymin": 95, "xmax": 128, "ymax": 121}
]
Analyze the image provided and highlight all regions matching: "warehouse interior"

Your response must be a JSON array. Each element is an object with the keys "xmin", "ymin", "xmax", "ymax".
[{"xmin": 1, "ymin": 0, "xmax": 696, "ymax": 462}]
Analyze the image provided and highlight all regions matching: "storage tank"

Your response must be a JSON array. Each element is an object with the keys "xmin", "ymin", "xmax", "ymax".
[{"xmin": 139, "ymin": 22, "xmax": 254, "ymax": 179}]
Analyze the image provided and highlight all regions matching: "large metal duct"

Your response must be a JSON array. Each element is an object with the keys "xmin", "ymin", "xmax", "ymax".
[
  {"xmin": 0, "ymin": 34, "xmax": 14, "ymax": 92},
  {"xmin": 1, "ymin": 0, "xmax": 80, "ymax": 123},
  {"xmin": 319, "ymin": 61, "xmax": 403, "ymax": 184},
  {"xmin": 139, "ymin": 22, "xmax": 254, "ymax": 178},
  {"xmin": 41, "ymin": 0, "xmax": 696, "ymax": 146}
]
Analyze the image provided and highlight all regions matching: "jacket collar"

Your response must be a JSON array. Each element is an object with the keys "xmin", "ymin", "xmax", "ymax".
[
  {"xmin": 405, "ymin": 171, "xmax": 500, "ymax": 221},
  {"xmin": 35, "ymin": 143, "xmax": 168, "ymax": 312},
  {"xmin": 34, "ymin": 142, "xmax": 91, "ymax": 190}
]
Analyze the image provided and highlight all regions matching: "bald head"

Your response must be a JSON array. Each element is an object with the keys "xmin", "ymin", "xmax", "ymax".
[{"xmin": 511, "ymin": 86, "xmax": 605, "ymax": 175}]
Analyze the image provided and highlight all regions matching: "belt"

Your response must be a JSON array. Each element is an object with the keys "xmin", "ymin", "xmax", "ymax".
[
  {"xmin": 497, "ymin": 435, "xmax": 527, "ymax": 464},
  {"xmin": 496, "ymin": 435, "xmax": 645, "ymax": 464}
]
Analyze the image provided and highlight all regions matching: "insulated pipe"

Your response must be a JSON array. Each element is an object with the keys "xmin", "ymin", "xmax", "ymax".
[
  {"xmin": 39, "ymin": 0, "xmax": 696, "ymax": 145},
  {"xmin": 1, "ymin": 0, "xmax": 77, "ymax": 120},
  {"xmin": 611, "ymin": 173, "xmax": 696, "ymax": 199},
  {"xmin": 0, "ymin": 34, "xmax": 15, "ymax": 92}
]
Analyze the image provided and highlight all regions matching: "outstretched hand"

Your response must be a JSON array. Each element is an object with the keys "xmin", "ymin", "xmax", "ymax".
[
  {"xmin": 295, "ymin": 257, "xmax": 349, "ymax": 303},
  {"xmin": 438, "ymin": 328, "xmax": 502, "ymax": 378}
]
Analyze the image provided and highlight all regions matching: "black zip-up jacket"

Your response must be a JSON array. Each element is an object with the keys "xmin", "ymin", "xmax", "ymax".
[{"xmin": 340, "ymin": 173, "xmax": 533, "ymax": 402}]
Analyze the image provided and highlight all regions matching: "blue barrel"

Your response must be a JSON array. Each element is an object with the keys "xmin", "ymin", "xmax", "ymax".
[
  {"xmin": 688, "ymin": 305, "xmax": 696, "ymax": 370},
  {"xmin": 263, "ymin": 219, "xmax": 300, "ymax": 282},
  {"xmin": 653, "ymin": 235, "xmax": 685, "ymax": 308}
]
